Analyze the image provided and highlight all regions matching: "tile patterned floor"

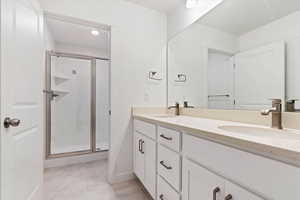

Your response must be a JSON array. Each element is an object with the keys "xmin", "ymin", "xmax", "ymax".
[{"xmin": 42, "ymin": 160, "xmax": 152, "ymax": 200}]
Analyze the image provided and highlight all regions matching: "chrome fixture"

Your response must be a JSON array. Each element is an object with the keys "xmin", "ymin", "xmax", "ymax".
[
  {"xmin": 213, "ymin": 187, "xmax": 220, "ymax": 200},
  {"xmin": 168, "ymin": 102, "xmax": 180, "ymax": 116},
  {"xmin": 149, "ymin": 71, "xmax": 162, "ymax": 81},
  {"xmin": 225, "ymin": 194, "xmax": 233, "ymax": 200},
  {"xmin": 43, "ymin": 90, "xmax": 59, "ymax": 100},
  {"xmin": 261, "ymin": 99, "xmax": 282, "ymax": 129},
  {"xmin": 286, "ymin": 99, "xmax": 300, "ymax": 112},
  {"xmin": 175, "ymin": 74, "xmax": 187, "ymax": 82},
  {"xmin": 184, "ymin": 101, "xmax": 194, "ymax": 108}
]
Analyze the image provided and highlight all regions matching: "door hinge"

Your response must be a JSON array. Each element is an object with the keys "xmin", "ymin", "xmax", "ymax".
[
  {"xmin": 233, "ymin": 100, "xmax": 236, "ymax": 105},
  {"xmin": 109, "ymin": 110, "xmax": 111, "ymax": 115}
]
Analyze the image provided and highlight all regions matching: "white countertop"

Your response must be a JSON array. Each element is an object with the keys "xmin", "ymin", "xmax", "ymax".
[{"xmin": 133, "ymin": 114, "xmax": 300, "ymax": 167}]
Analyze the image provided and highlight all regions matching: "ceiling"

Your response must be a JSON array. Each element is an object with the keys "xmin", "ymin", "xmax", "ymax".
[
  {"xmin": 46, "ymin": 17, "xmax": 109, "ymax": 50},
  {"xmin": 124, "ymin": 0, "xmax": 184, "ymax": 13},
  {"xmin": 197, "ymin": 0, "xmax": 300, "ymax": 35}
]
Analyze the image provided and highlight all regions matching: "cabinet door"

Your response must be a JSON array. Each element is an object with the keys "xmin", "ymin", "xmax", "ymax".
[
  {"xmin": 144, "ymin": 137, "xmax": 156, "ymax": 198},
  {"xmin": 182, "ymin": 159, "xmax": 224, "ymax": 200},
  {"xmin": 134, "ymin": 132, "xmax": 145, "ymax": 182},
  {"xmin": 225, "ymin": 181, "xmax": 264, "ymax": 200}
]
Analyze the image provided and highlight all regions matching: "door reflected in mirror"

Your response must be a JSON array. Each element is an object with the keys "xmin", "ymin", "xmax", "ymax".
[{"xmin": 168, "ymin": 0, "xmax": 300, "ymax": 112}]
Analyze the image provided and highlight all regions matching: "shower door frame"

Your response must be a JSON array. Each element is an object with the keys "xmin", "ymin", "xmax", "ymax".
[{"xmin": 45, "ymin": 51, "xmax": 110, "ymax": 159}]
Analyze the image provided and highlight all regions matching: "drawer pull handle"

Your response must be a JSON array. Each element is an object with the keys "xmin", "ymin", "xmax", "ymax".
[
  {"xmin": 159, "ymin": 194, "xmax": 164, "ymax": 200},
  {"xmin": 160, "ymin": 161, "xmax": 172, "ymax": 170},
  {"xmin": 141, "ymin": 140, "xmax": 145, "ymax": 154},
  {"xmin": 225, "ymin": 194, "xmax": 233, "ymax": 200},
  {"xmin": 160, "ymin": 134, "xmax": 173, "ymax": 141},
  {"xmin": 213, "ymin": 187, "xmax": 220, "ymax": 200},
  {"xmin": 138, "ymin": 139, "xmax": 142, "ymax": 153}
]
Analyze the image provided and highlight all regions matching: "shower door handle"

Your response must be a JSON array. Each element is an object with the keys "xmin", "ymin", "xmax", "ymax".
[
  {"xmin": 43, "ymin": 90, "xmax": 53, "ymax": 94},
  {"xmin": 43, "ymin": 90, "xmax": 59, "ymax": 99}
]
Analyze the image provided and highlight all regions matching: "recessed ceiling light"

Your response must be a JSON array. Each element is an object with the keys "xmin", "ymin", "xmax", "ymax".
[{"xmin": 91, "ymin": 30, "xmax": 100, "ymax": 36}]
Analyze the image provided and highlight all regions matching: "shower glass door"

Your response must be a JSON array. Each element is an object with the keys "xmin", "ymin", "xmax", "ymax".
[
  {"xmin": 46, "ymin": 52, "xmax": 110, "ymax": 158},
  {"xmin": 49, "ymin": 55, "xmax": 92, "ymax": 155}
]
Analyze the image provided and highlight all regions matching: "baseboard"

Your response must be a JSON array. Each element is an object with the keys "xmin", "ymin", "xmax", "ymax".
[
  {"xmin": 44, "ymin": 151, "xmax": 108, "ymax": 168},
  {"xmin": 108, "ymin": 171, "xmax": 136, "ymax": 184}
]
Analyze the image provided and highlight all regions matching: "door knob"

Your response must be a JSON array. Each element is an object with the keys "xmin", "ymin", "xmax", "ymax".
[{"xmin": 4, "ymin": 117, "xmax": 21, "ymax": 128}]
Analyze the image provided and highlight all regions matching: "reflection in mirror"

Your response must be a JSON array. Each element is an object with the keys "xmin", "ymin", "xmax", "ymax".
[{"xmin": 168, "ymin": 0, "xmax": 300, "ymax": 111}]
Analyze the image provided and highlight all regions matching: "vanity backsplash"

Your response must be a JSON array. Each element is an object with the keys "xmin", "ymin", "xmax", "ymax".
[{"xmin": 132, "ymin": 107, "xmax": 300, "ymax": 130}]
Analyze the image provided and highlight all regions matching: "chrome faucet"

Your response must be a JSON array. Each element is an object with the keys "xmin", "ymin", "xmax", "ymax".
[
  {"xmin": 168, "ymin": 102, "xmax": 180, "ymax": 116},
  {"xmin": 261, "ymin": 99, "xmax": 282, "ymax": 129}
]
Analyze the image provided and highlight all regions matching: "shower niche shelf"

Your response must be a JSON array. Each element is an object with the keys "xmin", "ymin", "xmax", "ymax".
[
  {"xmin": 52, "ymin": 89, "xmax": 70, "ymax": 97},
  {"xmin": 53, "ymin": 74, "xmax": 71, "ymax": 84}
]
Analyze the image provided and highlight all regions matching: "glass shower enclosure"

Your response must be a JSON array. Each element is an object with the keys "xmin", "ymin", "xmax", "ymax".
[{"xmin": 45, "ymin": 51, "xmax": 110, "ymax": 158}]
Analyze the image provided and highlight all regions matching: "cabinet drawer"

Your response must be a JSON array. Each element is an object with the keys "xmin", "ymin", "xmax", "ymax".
[
  {"xmin": 158, "ymin": 145, "xmax": 180, "ymax": 191},
  {"xmin": 158, "ymin": 126, "xmax": 180, "ymax": 152},
  {"xmin": 183, "ymin": 134, "xmax": 300, "ymax": 199},
  {"xmin": 157, "ymin": 176, "xmax": 180, "ymax": 200},
  {"xmin": 134, "ymin": 119, "xmax": 156, "ymax": 140}
]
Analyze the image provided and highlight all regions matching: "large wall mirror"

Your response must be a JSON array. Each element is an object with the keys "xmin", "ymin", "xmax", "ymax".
[{"xmin": 168, "ymin": 0, "xmax": 300, "ymax": 112}]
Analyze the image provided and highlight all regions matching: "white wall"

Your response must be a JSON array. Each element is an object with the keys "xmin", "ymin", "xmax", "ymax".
[
  {"xmin": 238, "ymin": 10, "xmax": 300, "ymax": 103},
  {"xmin": 168, "ymin": 23, "xmax": 238, "ymax": 107},
  {"xmin": 167, "ymin": 0, "xmax": 224, "ymax": 40},
  {"xmin": 55, "ymin": 42, "xmax": 109, "ymax": 58},
  {"xmin": 44, "ymin": 22, "xmax": 56, "ymax": 51},
  {"xmin": 40, "ymin": 0, "xmax": 167, "ymax": 183}
]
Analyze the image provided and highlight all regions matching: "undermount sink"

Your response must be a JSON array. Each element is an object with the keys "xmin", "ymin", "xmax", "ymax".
[{"xmin": 218, "ymin": 125, "xmax": 300, "ymax": 141}]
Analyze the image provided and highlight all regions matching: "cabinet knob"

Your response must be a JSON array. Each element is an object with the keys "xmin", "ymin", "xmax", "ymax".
[
  {"xmin": 213, "ymin": 187, "xmax": 220, "ymax": 200},
  {"xmin": 159, "ymin": 194, "xmax": 164, "ymax": 200},
  {"xmin": 225, "ymin": 194, "xmax": 233, "ymax": 200}
]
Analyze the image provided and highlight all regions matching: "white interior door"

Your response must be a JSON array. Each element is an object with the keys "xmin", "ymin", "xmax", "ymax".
[
  {"xmin": 1, "ymin": 0, "xmax": 44, "ymax": 199},
  {"xmin": 234, "ymin": 42, "xmax": 285, "ymax": 110},
  {"xmin": 207, "ymin": 51, "xmax": 234, "ymax": 110}
]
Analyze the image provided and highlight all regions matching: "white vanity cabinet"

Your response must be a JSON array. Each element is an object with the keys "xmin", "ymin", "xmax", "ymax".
[
  {"xmin": 133, "ymin": 120, "xmax": 156, "ymax": 198},
  {"xmin": 134, "ymin": 132, "xmax": 145, "ymax": 180},
  {"xmin": 182, "ymin": 159, "xmax": 263, "ymax": 200},
  {"xmin": 133, "ymin": 118, "xmax": 300, "ymax": 200},
  {"xmin": 224, "ymin": 181, "xmax": 264, "ymax": 200},
  {"xmin": 182, "ymin": 159, "xmax": 225, "ymax": 200}
]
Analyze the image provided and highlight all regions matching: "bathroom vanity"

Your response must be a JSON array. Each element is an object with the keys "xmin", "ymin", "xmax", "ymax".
[{"xmin": 133, "ymin": 114, "xmax": 300, "ymax": 200}]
